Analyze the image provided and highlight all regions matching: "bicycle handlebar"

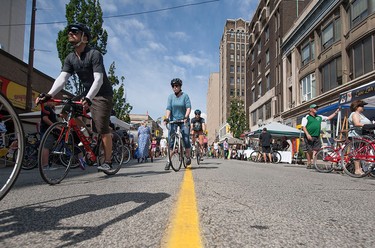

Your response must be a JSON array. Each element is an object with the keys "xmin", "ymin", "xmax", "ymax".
[{"xmin": 39, "ymin": 97, "xmax": 91, "ymax": 119}]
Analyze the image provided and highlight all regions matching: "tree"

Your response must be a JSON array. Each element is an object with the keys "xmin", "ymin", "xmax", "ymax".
[
  {"xmin": 56, "ymin": 0, "xmax": 108, "ymax": 94},
  {"xmin": 227, "ymin": 98, "xmax": 248, "ymax": 138},
  {"xmin": 107, "ymin": 62, "xmax": 133, "ymax": 123}
]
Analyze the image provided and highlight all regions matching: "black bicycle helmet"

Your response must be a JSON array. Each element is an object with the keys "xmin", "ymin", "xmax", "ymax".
[
  {"xmin": 194, "ymin": 109, "xmax": 201, "ymax": 115},
  {"xmin": 170, "ymin": 78, "xmax": 182, "ymax": 86},
  {"xmin": 67, "ymin": 23, "xmax": 91, "ymax": 41}
]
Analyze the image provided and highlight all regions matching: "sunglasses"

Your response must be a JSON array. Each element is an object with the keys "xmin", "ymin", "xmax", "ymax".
[
  {"xmin": 68, "ymin": 29, "xmax": 81, "ymax": 35},
  {"xmin": 172, "ymin": 84, "xmax": 180, "ymax": 88}
]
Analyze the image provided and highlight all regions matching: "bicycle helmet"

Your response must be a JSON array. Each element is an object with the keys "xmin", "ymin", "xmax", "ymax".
[
  {"xmin": 170, "ymin": 78, "xmax": 182, "ymax": 87},
  {"xmin": 194, "ymin": 109, "xmax": 201, "ymax": 115},
  {"xmin": 67, "ymin": 23, "xmax": 91, "ymax": 42}
]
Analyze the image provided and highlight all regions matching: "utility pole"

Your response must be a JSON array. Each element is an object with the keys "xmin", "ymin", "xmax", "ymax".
[{"xmin": 26, "ymin": 0, "xmax": 36, "ymax": 112}]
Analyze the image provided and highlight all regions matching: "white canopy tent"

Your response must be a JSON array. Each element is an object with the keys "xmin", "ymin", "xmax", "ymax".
[{"xmin": 248, "ymin": 122, "xmax": 303, "ymax": 138}]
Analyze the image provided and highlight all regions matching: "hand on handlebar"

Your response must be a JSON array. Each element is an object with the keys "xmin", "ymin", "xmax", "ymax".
[
  {"xmin": 35, "ymin": 93, "xmax": 52, "ymax": 105},
  {"xmin": 80, "ymin": 97, "xmax": 92, "ymax": 110}
]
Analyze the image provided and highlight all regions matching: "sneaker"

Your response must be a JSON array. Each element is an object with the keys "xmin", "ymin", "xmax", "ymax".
[
  {"xmin": 165, "ymin": 161, "xmax": 170, "ymax": 170},
  {"xmin": 97, "ymin": 163, "xmax": 112, "ymax": 172},
  {"xmin": 44, "ymin": 164, "xmax": 58, "ymax": 171},
  {"xmin": 79, "ymin": 158, "xmax": 87, "ymax": 170},
  {"xmin": 186, "ymin": 158, "xmax": 191, "ymax": 166},
  {"xmin": 306, "ymin": 164, "xmax": 313, "ymax": 169}
]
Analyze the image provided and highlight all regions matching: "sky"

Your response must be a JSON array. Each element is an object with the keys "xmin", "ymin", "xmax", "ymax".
[{"xmin": 24, "ymin": 0, "xmax": 257, "ymax": 121}]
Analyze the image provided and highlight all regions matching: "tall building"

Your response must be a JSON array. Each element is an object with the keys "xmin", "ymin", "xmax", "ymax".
[
  {"xmin": 219, "ymin": 19, "xmax": 249, "ymax": 133},
  {"xmin": 281, "ymin": 0, "xmax": 375, "ymax": 133},
  {"xmin": 206, "ymin": 72, "xmax": 220, "ymax": 144},
  {"xmin": 246, "ymin": 0, "xmax": 311, "ymax": 130},
  {"xmin": 0, "ymin": 0, "xmax": 27, "ymax": 60}
]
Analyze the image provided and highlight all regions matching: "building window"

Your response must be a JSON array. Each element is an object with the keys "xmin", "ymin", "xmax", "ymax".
[
  {"xmin": 230, "ymin": 54, "xmax": 234, "ymax": 61},
  {"xmin": 266, "ymin": 74, "xmax": 270, "ymax": 91},
  {"xmin": 251, "ymin": 69, "xmax": 255, "ymax": 82},
  {"xmin": 265, "ymin": 26, "xmax": 269, "ymax": 42},
  {"xmin": 351, "ymin": 35, "xmax": 374, "ymax": 78},
  {"xmin": 265, "ymin": 49, "xmax": 270, "ymax": 65},
  {"xmin": 251, "ymin": 111, "xmax": 257, "ymax": 126},
  {"xmin": 241, "ymin": 89, "xmax": 244, "ymax": 96},
  {"xmin": 230, "ymin": 77, "xmax": 234, "ymax": 85},
  {"xmin": 257, "ymin": 40, "xmax": 261, "ymax": 54},
  {"xmin": 237, "ymin": 77, "xmax": 240, "ymax": 84},
  {"xmin": 265, "ymin": 101, "xmax": 271, "ymax": 120},
  {"xmin": 237, "ymin": 66, "xmax": 240, "ymax": 73},
  {"xmin": 300, "ymin": 73, "xmax": 316, "ymax": 102},
  {"xmin": 230, "ymin": 65, "xmax": 234, "ymax": 73},
  {"xmin": 301, "ymin": 39, "xmax": 315, "ymax": 66},
  {"xmin": 351, "ymin": 0, "xmax": 373, "ymax": 27},
  {"xmin": 258, "ymin": 80, "xmax": 262, "ymax": 97},
  {"xmin": 258, "ymin": 60, "xmax": 261, "ymax": 75},
  {"xmin": 252, "ymin": 89, "xmax": 256, "ymax": 103},
  {"xmin": 230, "ymin": 43, "xmax": 234, "ymax": 50},
  {"xmin": 241, "ymin": 55, "xmax": 245, "ymax": 61},
  {"xmin": 258, "ymin": 106, "xmax": 264, "ymax": 123},
  {"xmin": 230, "ymin": 32, "xmax": 235, "ymax": 38},
  {"xmin": 321, "ymin": 16, "xmax": 341, "ymax": 50},
  {"xmin": 237, "ymin": 44, "xmax": 240, "ymax": 50},
  {"xmin": 230, "ymin": 88, "xmax": 234, "ymax": 96},
  {"xmin": 241, "ymin": 66, "xmax": 244, "ymax": 73},
  {"xmin": 322, "ymin": 57, "xmax": 342, "ymax": 92},
  {"xmin": 241, "ymin": 44, "xmax": 245, "ymax": 50},
  {"xmin": 236, "ymin": 54, "xmax": 240, "ymax": 61}
]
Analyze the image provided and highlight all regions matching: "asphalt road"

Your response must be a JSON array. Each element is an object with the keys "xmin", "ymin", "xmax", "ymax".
[{"xmin": 1, "ymin": 157, "xmax": 375, "ymax": 247}]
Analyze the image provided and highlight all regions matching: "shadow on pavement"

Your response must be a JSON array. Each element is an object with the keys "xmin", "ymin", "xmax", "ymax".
[{"xmin": 0, "ymin": 192, "xmax": 170, "ymax": 247}]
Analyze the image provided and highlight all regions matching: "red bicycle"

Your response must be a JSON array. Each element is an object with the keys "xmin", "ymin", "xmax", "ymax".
[{"xmin": 38, "ymin": 96, "xmax": 124, "ymax": 185}]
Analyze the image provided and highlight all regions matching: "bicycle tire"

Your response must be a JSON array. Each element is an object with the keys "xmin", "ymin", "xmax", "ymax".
[
  {"xmin": 272, "ymin": 151, "xmax": 282, "ymax": 163},
  {"xmin": 314, "ymin": 147, "xmax": 335, "ymax": 173},
  {"xmin": 122, "ymin": 145, "xmax": 131, "ymax": 164},
  {"xmin": 341, "ymin": 138, "xmax": 375, "ymax": 178},
  {"xmin": 38, "ymin": 122, "xmax": 74, "ymax": 185},
  {"xmin": 100, "ymin": 131, "xmax": 124, "ymax": 175},
  {"xmin": 196, "ymin": 144, "xmax": 201, "ymax": 166},
  {"xmin": 21, "ymin": 145, "xmax": 38, "ymax": 170},
  {"xmin": 0, "ymin": 93, "xmax": 25, "ymax": 201},
  {"xmin": 182, "ymin": 141, "xmax": 187, "ymax": 168},
  {"xmin": 249, "ymin": 151, "xmax": 260, "ymax": 162},
  {"xmin": 60, "ymin": 144, "xmax": 84, "ymax": 169},
  {"xmin": 169, "ymin": 134, "xmax": 182, "ymax": 172}
]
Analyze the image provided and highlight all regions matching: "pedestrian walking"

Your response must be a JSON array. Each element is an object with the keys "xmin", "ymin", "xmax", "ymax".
[
  {"xmin": 259, "ymin": 127, "xmax": 272, "ymax": 163},
  {"xmin": 137, "ymin": 120, "xmax": 151, "ymax": 163}
]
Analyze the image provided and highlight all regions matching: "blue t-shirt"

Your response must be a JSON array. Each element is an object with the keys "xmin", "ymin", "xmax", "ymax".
[{"xmin": 166, "ymin": 92, "xmax": 191, "ymax": 121}]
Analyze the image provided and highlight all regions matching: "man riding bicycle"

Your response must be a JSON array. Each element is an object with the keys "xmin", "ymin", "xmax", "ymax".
[
  {"xmin": 190, "ymin": 109, "xmax": 206, "ymax": 158},
  {"xmin": 35, "ymin": 23, "xmax": 113, "ymax": 172}
]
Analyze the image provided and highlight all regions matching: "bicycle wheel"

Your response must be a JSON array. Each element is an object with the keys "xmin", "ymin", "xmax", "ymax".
[
  {"xmin": 272, "ymin": 151, "xmax": 281, "ymax": 163},
  {"xmin": 99, "ymin": 132, "xmax": 124, "ymax": 175},
  {"xmin": 169, "ymin": 134, "xmax": 182, "ymax": 172},
  {"xmin": 196, "ymin": 145, "xmax": 201, "ymax": 166},
  {"xmin": 249, "ymin": 151, "xmax": 260, "ymax": 162},
  {"xmin": 341, "ymin": 138, "xmax": 375, "ymax": 178},
  {"xmin": 38, "ymin": 122, "xmax": 74, "ymax": 185},
  {"xmin": 314, "ymin": 147, "xmax": 336, "ymax": 173},
  {"xmin": 0, "ymin": 93, "xmax": 25, "ymax": 201},
  {"xmin": 122, "ymin": 145, "xmax": 131, "ymax": 164},
  {"xmin": 21, "ymin": 145, "xmax": 38, "ymax": 170}
]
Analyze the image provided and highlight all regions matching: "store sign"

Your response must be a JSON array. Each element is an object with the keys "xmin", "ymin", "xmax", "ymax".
[{"xmin": 0, "ymin": 75, "xmax": 40, "ymax": 110}]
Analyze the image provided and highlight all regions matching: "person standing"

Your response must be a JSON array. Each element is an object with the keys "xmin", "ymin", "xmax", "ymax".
[
  {"xmin": 35, "ymin": 23, "xmax": 113, "ymax": 172},
  {"xmin": 348, "ymin": 100, "xmax": 373, "ymax": 175},
  {"xmin": 164, "ymin": 78, "xmax": 192, "ymax": 170},
  {"xmin": 40, "ymin": 101, "xmax": 58, "ymax": 170},
  {"xmin": 259, "ymin": 127, "xmax": 272, "ymax": 163},
  {"xmin": 160, "ymin": 137, "xmax": 167, "ymax": 157},
  {"xmin": 137, "ymin": 121, "xmax": 151, "ymax": 163},
  {"xmin": 301, "ymin": 104, "xmax": 339, "ymax": 169},
  {"xmin": 223, "ymin": 138, "xmax": 229, "ymax": 159}
]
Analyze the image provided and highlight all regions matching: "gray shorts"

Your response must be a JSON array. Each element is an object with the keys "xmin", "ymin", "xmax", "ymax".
[
  {"xmin": 303, "ymin": 136, "xmax": 321, "ymax": 152},
  {"xmin": 90, "ymin": 96, "xmax": 113, "ymax": 134}
]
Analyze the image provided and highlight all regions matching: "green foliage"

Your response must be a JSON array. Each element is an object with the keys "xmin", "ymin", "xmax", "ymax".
[
  {"xmin": 56, "ymin": 0, "xmax": 108, "ymax": 94},
  {"xmin": 227, "ymin": 98, "xmax": 248, "ymax": 138},
  {"xmin": 108, "ymin": 62, "xmax": 133, "ymax": 123}
]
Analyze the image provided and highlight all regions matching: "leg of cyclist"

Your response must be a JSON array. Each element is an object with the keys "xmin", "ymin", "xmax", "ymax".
[
  {"xmin": 198, "ymin": 132, "xmax": 204, "ymax": 160},
  {"xmin": 90, "ymin": 96, "xmax": 113, "ymax": 171},
  {"xmin": 165, "ymin": 123, "xmax": 176, "ymax": 170},
  {"xmin": 182, "ymin": 123, "xmax": 192, "ymax": 165}
]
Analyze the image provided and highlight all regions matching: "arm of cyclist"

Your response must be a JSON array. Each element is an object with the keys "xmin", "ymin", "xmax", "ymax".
[
  {"xmin": 184, "ymin": 108, "xmax": 191, "ymax": 123},
  {"xmin": 81, "ymin": 72, "xmax": 103, "ymax": 108},
  {"xmin": 35, "ymin": 72, "xmax": 71, "ymax": 104}
]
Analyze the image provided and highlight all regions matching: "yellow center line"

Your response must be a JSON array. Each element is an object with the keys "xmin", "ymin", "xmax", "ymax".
[{"xmin": 164, "ymin": 167, "xmax": 203, "ymax": 248}]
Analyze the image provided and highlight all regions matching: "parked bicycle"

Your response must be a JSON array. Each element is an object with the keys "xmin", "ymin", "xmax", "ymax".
[
  {"xmin": 0, "ymin": 92, "xmax": 25, "ymax": 200},
  {"xmin": 166, "ymin": 119, "xmax": 188, "ymax": 172},
  {"xmin": 249, "ymin": 146, "xmax": 281, "ymax": 163},
  {"xmin": 20, "ymin": 132, "xmax": 40, "ymax": 170},
  {"xmin": 313, "ymin": 138, "xmax": 349, "ymax": 173},
  {"xmin": 38, "ymin": 97, "xmax": 124, "ymax": 185}
]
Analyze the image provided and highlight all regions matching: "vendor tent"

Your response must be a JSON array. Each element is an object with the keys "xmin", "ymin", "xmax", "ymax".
[
  {"xmin": 248, "ymin": 122, "xmax": 303, "ymax": 138},
  {"xmin": 110, "ymin": 116, "xmax": 131, "ymax": 130}
]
